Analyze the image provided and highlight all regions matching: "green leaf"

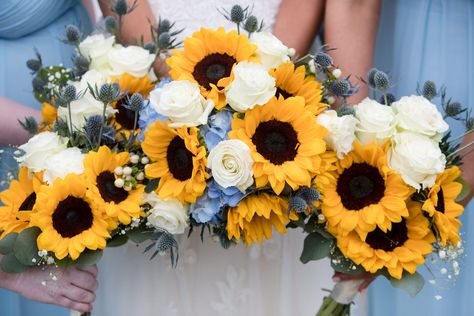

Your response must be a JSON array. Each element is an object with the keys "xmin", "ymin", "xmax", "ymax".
[
  {"xmin": 330, "ymin": 248, "xmax": 365, "ymax": 275},
  {"xmin": 55, "ymin": 256, "xmax": 75, "ymax": 268},
  {"xmin": 145, "ymin": 178, "xmax": 159, "ymax": 193},
  {"xmin": 76, "ymin": 250, "xmax": 103, "ymax": 268},
  {"xmin": 13, "ymin": 227, "xmax": 41, "ymax": 266},
  {"xmin": 1, "ymin": 253, "xmax": 28, "ymax": 273},
  {"xmin": 127, "ymin": 228, "xmax": 155, "ymax": 244},
  {"xmin": 0, "ymin": 233, "xmax": 18, "ymax": 255},
  {"xmin": 300, "ymin": 232, "xmax": 334, "ymax": 264},
  {"xmin": 456, "ymin": 177, "xmax": 471, "ymax": 202},
  {"xmin": 107, "ymin": 234, "xmax": 129, "ymax": 247},
  {"xmin": 386, "ymin": 271, "xmax": 425, "ymax": 297}
]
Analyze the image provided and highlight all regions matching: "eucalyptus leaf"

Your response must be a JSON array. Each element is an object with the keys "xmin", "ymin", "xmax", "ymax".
[
  {"xmin": 387, "ymin": 271, "xmax": 425, "ymax": 297},
  {"xmin": 456, "ymin": 177, "xmax": 471, "ymax": 202},
  {"xmin": 145, "ymin": 178, "xmax": 159, "ymax": 193},
  {"xmin": 13, "ymin": 227, "xmax": 41, "ymax": 266},
  {"xmin": 300, "ymin": 232, "xmax": 334, "ymax": 264},
  {"xmin": 76, "ymin": 250, "xmax": 103, "ymax": 268},
  {"xmin": 0, "ymin": 232, "xmax": 18, "ymax": 255},
  {"xmin": 55, "ymin": 256, "xmax": 75, "ymax": 268},
  {"xmin": 1, "ymin": 253, "xmax": 28, "ymax": 273},
  {"xmin": 127, "ymin": 228, "xmax": 155, "ymax": 244},
  {"xmin": 330, "ymin": 248, "xmax": 365, "ymax": 275},
  {"xmin": 107, "ymin": 234, "xmax": 129, "ymax": 248}
]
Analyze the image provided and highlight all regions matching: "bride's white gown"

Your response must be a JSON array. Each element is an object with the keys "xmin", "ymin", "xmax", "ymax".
[{"xmin": 95, "ymin": 1, "xmax": 365, "ymax": 315}]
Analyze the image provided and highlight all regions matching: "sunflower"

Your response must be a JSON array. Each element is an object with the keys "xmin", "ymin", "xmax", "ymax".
[
  {"xmin": 0, "ymin": 168, "xmax": 42, "ymax": 238},
  {"xmin": 142, "ymin": 120, "xmax": 208, "ymax": 203},
  {"xmin": 270, "ymin": 63, "xmax": 327, "ymax": 115},
  {"xmin": 229, "ymin": 96, "xmax": 326, "ymax": 195},
  {"xmin": 227, "ymin": 192, "xmax": 289, "ymax": 245},
  {"xmin": 166, "ymin": 27, "xmax": 257, "ymax": 109},
  {"xmin": 111, "ymin": 73, "xmax": 154, "ymax": 135},
  {"xmin": 30, "ymin": 173, "xmax": 110, "ymax": 260},
  {"xmin": 420, "ymin": 166, "xmax": 464, "ymax": 245},
  {"xmin": 84, "ymin": 146, "xmax": 144, "ymax": 228},
  {"xmin": 337, "ymin": 205, "xmax": 435, "ymax": 279},
  {"xmin": 316, "ymin": 142, "xmax": 412, "ymax": 240}
]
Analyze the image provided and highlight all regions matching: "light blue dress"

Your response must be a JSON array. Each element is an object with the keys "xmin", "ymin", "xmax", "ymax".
[
  {"xmin": 370, "ymin": 1, "xmax": 474, "ymax": 315},
  {"xmin": 0, "ymin": 0, "xmax": 92, "ymax": 315}
]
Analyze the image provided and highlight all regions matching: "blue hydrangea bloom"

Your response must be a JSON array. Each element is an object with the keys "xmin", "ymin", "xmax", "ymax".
[
  {"xmin": 137, "ymin": 78, "xmax": 171, "ymax": 141},
  {"xmin": 190, "ymin": 180, "xmax": 245, "ymax": 224},
  {"xmin": 199, "ymin": 110, "xmax": 233, "ymax": 151}
]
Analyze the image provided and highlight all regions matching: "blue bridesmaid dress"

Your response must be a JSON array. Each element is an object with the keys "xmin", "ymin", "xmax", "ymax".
[
  {"xmin": 0, "ymin": 1, "xmax": 92, "ymax": 315},
  {"xmin": 370, "ymin": 1, "xmax": 474, "ymax": 315}
]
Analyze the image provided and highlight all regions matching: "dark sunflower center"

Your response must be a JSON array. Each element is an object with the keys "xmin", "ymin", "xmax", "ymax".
[
  {"xmin": 192, "ymin": 53, "xmax": 236, "ymax": 90},
  {"xmin": 435, "ymin": 188, "xmax": 445, "ymax": 213},
  {"xmin": 167, "ymin": 136, "xmax": 194, "ymax": 181},
  {"xmin": 252, "ymin": 120, "xmax": 299, "ymax": 165},
  {"xmin": 19, "ymin": 192, "xmax": 36, "ymax": 211},
  {"xmin": 276, "ymin": 87, "xmax": 292, "ymax": 99},
  {"xmin": 52, "ymin": 196, "xmax": 93, "ymax": 238},
  {"xmin": 366, "ymin": 219, "xmax": 408, "ymax": 252},
  {"xmin": 336, "ymin": 163, "xmax": 385, "ymax": 210},
  {"xmin": 115, "ymin": 93, "xmax": 138, "ymax": 130},
  {"xmin": 96, "ymin": 171, "xmax": 128, "ymax": 203}
]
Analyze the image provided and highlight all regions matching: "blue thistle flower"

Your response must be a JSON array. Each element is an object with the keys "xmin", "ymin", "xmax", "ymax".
[
  {"xmin": 65, "ymin": 25, "xmax": 81, "ymax": 44},
  {"xmin": 336, "ymin": 105, "xmax": 355, "ymax": 117},
  {"xmin": 367, "ymin": 68, "xmax": 378, "ymax": 88},
  {"xmin": 26, "ymin": 59, "xmax": 41, "ymax": 73},
  {"xmin": 98, "ymin": 83, "xmax": 120, "ymax": 103},
  {"xmin": 113, "ymin": 0, "xmax": 128, "ymax": 15},
  {"xmin": 157, "ymin": 32, "xmax": 171, "ymax": 49},
  {"xmin": 123, "ymin": 93, "xmax": 145, "ymax": 112},
  {"xmin": 329, "ymin": 80, "xmax": 351, "ymax": 96},
  {"xmin": 422, "ymin": 80, "xmax": 437, "ymax": 100},
  {"xmin": 104, "ymin": 16, "xmax": 118, "ymax": 34},
  {"xmin": 73, "ymin": 55, "xmax": 90, "ymax": 75},
  {"xmin": 445, "ymin": 101, "xmax": 463, "ymax": 117},
  {"xmin": 289, "ymin": 196, "xmax": 307, "ymax": 212},
  {"xmin": 61, "ymin": 85, "xmax": 77, "ymax": 102},
  {"xmin": 379, "ymin": 93, "xmax": 396, "ymax": 106},
  {"xmin": 297, "ymin": 187, "xmax": 320, "ymax": 202},
  {"xmin": 158, "ymin": 19, "xmax": 171, "ymax": 33},
  {"xmin": 244, "ymin": 16, "xmax": 258, "ymax": 33},
  {"xmin": 144, "ymin": 42, "xmax": 156, "ymax": 54},
  {"xmin": 230, "ymin": 5, "xmax": 245, "ymax": 23},
  {"xmin": 84, "ymin": 115, "xmax": 102, "ymax": 138},
  {"xmin": 373, "ymin": 70, "xmax": 390, "ymax": 91},
  {"xmin": 314, "ymin": 52, "xmax": 333, "ymax": 68},
  {"xmin": 32, "ymin": 76, "xmax": 46, "ymax": 93}
]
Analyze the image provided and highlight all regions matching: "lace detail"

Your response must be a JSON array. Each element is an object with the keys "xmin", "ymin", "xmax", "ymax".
[
  {"xmin": 148, "ymin": 0, "xmax": 283, "ymax": 41},
  {"xmin": 211, "ymin": 265, "xmax": 253, "ymax": 316}
]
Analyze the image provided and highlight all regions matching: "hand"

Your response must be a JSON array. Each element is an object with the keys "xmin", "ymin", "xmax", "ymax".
[
  {"xmin": 1, "ymin": 265, "xmax": 98, "ymax": 313},
  {"xmin": 332, "ymin": 271, "xmax": 376, "ymax": 292}
]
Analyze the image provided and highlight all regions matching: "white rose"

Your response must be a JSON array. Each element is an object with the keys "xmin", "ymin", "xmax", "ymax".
[
  {"xmin": 207, "ymin": 140, "xmax": 254, "ymax": 192},
  {"xmin": 143, "ymin": 192, "xmax": 189, "ymax": 235},
  {"xmin": 108, "ymin": 45, "xmax": 156, "ymax": 78},
  {"xmin": 57, "ymin": 70, "xmax": 115, "ymax": 129},
  {"xmin": 79, "ymin": 34, "xmax": 115, "ymax": 72},
  {"xmin": 149, "ymin": 80, "xmax": 214, "ymax": 127},
  {"xmin": 316, "ymin": 110, "xmax": 356, "ymax": 159},
  {"xmin": 16, "ymin": 132, "xmax": 68, "ymax": 172},
  {"xmin": 354, "ymin": 98, "xmax": 397, "ymax": 145},
  {"xmin": 43, "ymin": 148, "xmax": 85, "ymax": 185},
  {"xmin": 250, "ymin": 32, "xmax": 290, "ymax": 70},
  {"xmin": 392, "ymin": 95, "xmax": 449, "ymax": 140},
  {"xmin": 225, "ymin": 62, "xmax": 276, "ymax": 112},
  {"xmin": 388, "ymin": 132, "xmax": 446, "ymax": 189}
]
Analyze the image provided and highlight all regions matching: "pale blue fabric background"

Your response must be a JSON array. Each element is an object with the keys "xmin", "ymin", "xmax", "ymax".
[
  {"xmin": 370, "ymin": 0, "xmax": 474, "ymax": 315},
  {"xmin": 0, "ymin": 1, "xmax": 92, "ymax": 315}
]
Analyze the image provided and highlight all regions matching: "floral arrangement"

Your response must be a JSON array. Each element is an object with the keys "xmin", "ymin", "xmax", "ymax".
[{"xmin": 0, "ymin": 2, "xmax": 471, "ymax": 316}]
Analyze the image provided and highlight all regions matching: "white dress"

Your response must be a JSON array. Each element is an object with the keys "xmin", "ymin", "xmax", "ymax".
[{"xmin": 94, "ymin": 1, "xmax": 360, "ymax": 315}]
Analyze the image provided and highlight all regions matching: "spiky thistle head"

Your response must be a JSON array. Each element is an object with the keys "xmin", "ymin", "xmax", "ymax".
[
  {"xmin": 314, "ymin": 52, "xmax": 333, "ymax": 68},
  {"xmin": 422, "ymin": 80, "xmax": 438, "ymax": 100}
]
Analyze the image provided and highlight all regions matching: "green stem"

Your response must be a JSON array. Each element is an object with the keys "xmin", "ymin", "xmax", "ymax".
[
  {"xmin": 97, "ymin": 102, "xmax": 108, "ymax": 149},
  {"xmin": 449, "ymin": 129, "xmax": 474, "ymax": 143},
  {"xmin": 67, "ymin": 101, "xmax": 75, "ymax": 146},
  {"xmin": 447, "ymin": 139, "xmax": 474, "ymax": 158},
  {"xmin": 383, "ymin": 91, "xmax": 388, "ymax": 106},
  {"xmin": 316, "ymin": 296, "xmax": 351, "ymax": 316}
]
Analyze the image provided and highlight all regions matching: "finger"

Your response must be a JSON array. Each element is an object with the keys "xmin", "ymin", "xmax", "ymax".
[
  {"xmin": 63, "ymin": 284, "xmax": 96, "ymax": 304},
  {"xmin": 77, "ymin": 265, "xmax": 98, "ymax": 278},
  {"xmin": 70, "ymin": 270, "xmax": 99, "ymax": 291},
  {"xmin": 358, "ymin": 277, "xmax": 376, "ymax": 292},
  {"xmin": 57, "ymin": 296, "xmax": 92, "ymax": 313}
]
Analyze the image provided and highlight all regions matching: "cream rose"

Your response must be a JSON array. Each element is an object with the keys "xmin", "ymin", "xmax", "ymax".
[
  {"xmin": 250, "ymin": 32, "xmax": 291, "ymax": 70},
  {"xmin": 149, "ymin": 80, "xmax": 214, "ymax": 127},
  {"xmin": 225, "ymin": 61, "xmax": 276, "ymax": 112},
  {"xmin": 16, "ymin": 131, "xmax": 68, "ymax": 172},
  {"xmin": 207, "ymin": 139, "xmax": 254, "ymax": 192},
  {"xmin": 392, "ymin": 95, "xmax": 449, "ymax": 140},
  {"xmin": 316, "ymin": 110, "xmax": 356, "ymax": 159},
  {"xmin": 388, "ymin": 131, "xmax": 446, "ymax": 189},
  {"xmin": 108, "ymin": 45, "xmax": 156, "ymax": 78},
  {"xmin": 43, "ymin": 148, "xmax": 85, "ymax": 185},
  {"xmin": 143, "ymin": 192, "xmax": 189, "ymax": 235},
  {"xmin": 78, "ymin": 34, "xmax": 115, "ymax": 72},
  {"xmin": 354, "ymin": 98, "xmax": 397, "ymax": 145}
]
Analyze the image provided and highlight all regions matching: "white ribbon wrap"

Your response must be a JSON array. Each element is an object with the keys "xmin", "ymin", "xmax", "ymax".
[
  {"xmin": 70, "ymin": 310, "xmax": 82, "ymax": 316},
  {"xmin": 330, "ymin": 278, "xmax": 365, "ymax": 305}
]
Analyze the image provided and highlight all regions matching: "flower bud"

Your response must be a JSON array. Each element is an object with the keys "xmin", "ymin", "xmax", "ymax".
[
  {"xmin": 65, "ymin": 25, "xmax": 81, "ymax": 44},
  {"xmin": 373, "ymin": 70, "xmax": 390, "ymax": 91},
  {"xmin": 243, "ymin": 16, "xmax": 258, "ymax": 33},
  {"xmin": 422, "ymin": 80, "xmax": 437, "ymax": 100},
  {"xmin": 230, "ymin": 5, "xmax": 245, "ymax": 23}
]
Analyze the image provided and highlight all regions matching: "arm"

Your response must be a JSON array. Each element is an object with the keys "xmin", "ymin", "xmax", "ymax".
[
  {"xmin": 0, "ymin": 97, "xmax": 41, "ymax": 146},
  {"xmin": 460, "ymin": 133, "xmax": 474, "ymax": 205},
  {"xmin": 98, "ymin": 0, "xmax": 157, "ymax": 45},
  {"xmin": 273, "ymin": 0, "xmax": 325, "ymax": 56},
  {"xmin": 324, "ymin": 0, "xmax": 381, "ymax": 103},
  {"xmin": 0, "ymin": 258, "xmax": 99, "ymax": 313}
]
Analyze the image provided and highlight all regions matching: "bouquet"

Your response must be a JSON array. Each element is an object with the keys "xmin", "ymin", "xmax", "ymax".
[{"xmin": 0, "ymin": 2, "xmax": 471, "ymax": 316}]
